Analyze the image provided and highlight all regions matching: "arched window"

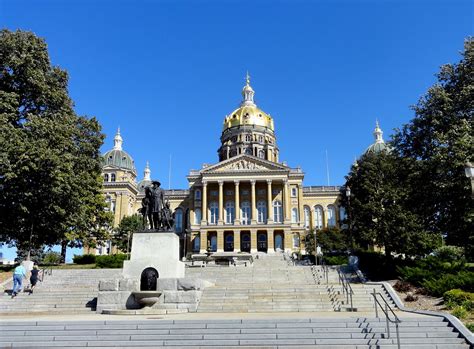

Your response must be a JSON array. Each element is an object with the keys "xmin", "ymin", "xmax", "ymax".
[
  {"xmin": 194, "ymin": 189, "xmax": 201, "ymax": 200},
  {"xmin": 257, "ymin": 200, "xmax": 267, "ymax": 223},
  {"xmin": 339, "ymin": 206, "xmax": 346, "ymax": 226},
  {"xmin": 245, "ymin": 134, "xmax": 251, "ymax": 142},
  {"xmin": 210, "ymin": 235, "xmax": 217, "ymax": 252},
  {"xmin": 104, "ymin": 174, "xmax": 109, "ymax": 182},
  {"xmin": 291, "ymin": 207, "xmax": 298, "ymax": 223},
  {"xmin": 193, "ymin": 236, "xmax": 200, "ymax": 252},
  {"xmin": 175, "ymin": 208, "xmax": 183, "ymax": 233},
  {"xmin": 241, "ymin": 201, "xmax": 251, "ymax": 225},
  {"xmin": 327, "ymin": 205, "xmax": 336, "ymax": 227},
  {"xmin": 273, "ymin": 200, "xmax": 283, "ymax": 223},
  {"xmin": 111, "ymin": 173, "xmax": 116, "ymax": 182},
  {"xmin": 110, "ymin": 200, "xmax": 116, "ymax": 213},
  {"xmin": 304, "ymin": 206, "xmax": 310, "ymax": 229},
  {"xmin": 258, "ymin": 150, "xmax": 265, "ymax": 159},
  {"xmin": 314, "ymin": 206, "xmax": 323, "ymax": 229},
  {"xmin": 209, "ymin": 202, "xmax": 218, "ymax": 224},
  {"xmin": 194, "ymin": 208, "xmax": 202, "ymax": 224},
  {"xmin": 225, "ymin": 201, "xmax": 235, "ymax": 224}
]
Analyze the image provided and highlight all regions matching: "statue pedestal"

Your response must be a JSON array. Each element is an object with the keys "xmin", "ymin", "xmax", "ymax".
[{"xmin": 122, "ymin": 231, "xmax": 185, "ymax": 281}]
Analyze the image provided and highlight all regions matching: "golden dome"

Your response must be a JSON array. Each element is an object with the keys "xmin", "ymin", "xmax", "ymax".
[
  {"xmin": 223, "ymin": 105, "xmax": 274, "ymax": 131},
  {"xmin": 222, "ymin": 73, "xmax": 274, "ymax": 131}
]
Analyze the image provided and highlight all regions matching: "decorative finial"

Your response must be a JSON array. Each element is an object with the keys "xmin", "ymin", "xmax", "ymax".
[
  {"xmin": 144, "ymin": 161, "xmax": 151, "ymax": 181},
  {"xmin": 113, "ymin": 127, "xmax": 123, "ymax": 150},
  {"xmin": 373, "ymin": 120, "xmax": 384, "ymax": 144},
  {"xmin": 241, "ymin": 72, "xmax": 255, "ymax": 106}
]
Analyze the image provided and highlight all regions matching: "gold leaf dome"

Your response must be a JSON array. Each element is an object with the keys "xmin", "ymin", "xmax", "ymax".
[{"xmin": 222, "ymin": 73, "xmax": 274, "ymax": 131}]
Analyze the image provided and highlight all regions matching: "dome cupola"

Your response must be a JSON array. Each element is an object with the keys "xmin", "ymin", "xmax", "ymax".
[
  {"xmin": 137, "ymin": 161, "xmax": 152, "ymax": 193},
  {"xmin": 102, "ymin": 127, "xmax": 137, "ymax": 175},
  {"xmin": 218, "ymin": 74, "xmax": 279, "ymax": 162},
  {"xmin": 365, "ymin": 120, "xmax": 390, "ymax": 154}
]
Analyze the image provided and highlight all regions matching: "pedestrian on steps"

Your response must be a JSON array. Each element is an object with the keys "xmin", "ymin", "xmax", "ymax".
[
  {"xmin": 12, "ymin": 264, "xmax": 26, "ymax": 298},
  {"xmin": 29, "ymin": 265, "xmax": 41, "ymax": 294}
]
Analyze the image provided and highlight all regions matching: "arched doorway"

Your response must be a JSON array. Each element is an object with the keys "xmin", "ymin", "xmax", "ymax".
[
  {"xmin": 257, "ymin": 232, "xmax": 267, "ymax": 252},
  {"xmin": 274, "ymin": 232, "xmax": 284, "ymax": 251},
  {"xmin": 224, "ymin": 232, "xmax": 234, "ymax": 252},
  {"xmin": 241, "ymin": 232, "xmax": 251, "ymax": 252}
]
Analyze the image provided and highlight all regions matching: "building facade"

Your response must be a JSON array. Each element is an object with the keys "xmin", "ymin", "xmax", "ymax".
[{"xmin": 97, "ymin": 77, "xmax": 386, "ymax": 257}]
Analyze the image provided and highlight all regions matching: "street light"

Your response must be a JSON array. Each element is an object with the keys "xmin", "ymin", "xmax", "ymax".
[
  {"xmin": 345, "ymin": 185, "xmax": 354, "ymax": 251},
  {"xmin": 465, "ymin": 161, "xmax": 474, "ymax": 199}
]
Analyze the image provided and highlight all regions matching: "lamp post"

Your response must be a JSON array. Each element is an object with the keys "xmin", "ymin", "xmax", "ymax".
[
  {"xmin": 465, "ymin": 161, "xmax": 474, "ymax": 199},
  {"xmin": 345, "ymin": 185, "xmax": 354, "ymax": 251}
]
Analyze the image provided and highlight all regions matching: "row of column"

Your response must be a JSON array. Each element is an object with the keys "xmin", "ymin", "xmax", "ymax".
[
  {"xmin": 197, "ymin": 229, "xmax": 294, "ymax": 253},
  {"xmin": 200, "ymin": 179, "xmax": 292, "ymax": 225}
]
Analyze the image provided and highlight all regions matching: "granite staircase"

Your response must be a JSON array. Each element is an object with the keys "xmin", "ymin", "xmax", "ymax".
[
  {"xmin": 186, "ymin": 254, "xmax": 395, "ymax": 313},
  {"xmin": 0, "ymin": 269, "xmax": 121, "ymax": 315},
  {"xmin": 0, "ymin": 316, "xmax": 469, "ymax": 348}
]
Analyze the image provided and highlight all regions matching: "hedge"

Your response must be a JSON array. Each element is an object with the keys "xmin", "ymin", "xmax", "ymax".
[
  {"xmin": 73, "ymin": 254, "xmax": 96, "ymax": 264},
  {"xmin": 95, "ymin": 254, "xmax": 128, "ymax": 268}
]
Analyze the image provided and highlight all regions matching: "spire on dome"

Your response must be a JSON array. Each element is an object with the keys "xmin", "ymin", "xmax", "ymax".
[
  {"xmin": 113, "ymin": 127, "xmax": 123, "ymax": 150},
  {"xmin": 373, "ymin": 120, "xmax": 384, "ymax": 144},
  {"xmin": 241, "ymin": 71, "xmax": 255, "ymax": 106},
  {"xmin": 144, "ymin": 161, "xmax": 151, "ymax": 181}
]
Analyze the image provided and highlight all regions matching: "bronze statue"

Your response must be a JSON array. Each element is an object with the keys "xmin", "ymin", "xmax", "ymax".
[
  {"xmin": 149, "ymin": 180, "xmax": 164, "ymax": 230},
  {"xmin": 161, "ymin": 200, "xmax": 174, "ymax": 230}
]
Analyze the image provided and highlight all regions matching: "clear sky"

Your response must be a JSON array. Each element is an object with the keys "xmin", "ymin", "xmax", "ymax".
[{"xmin": 1, "ymin": 0, "xmax": 472, "ymax": 260}]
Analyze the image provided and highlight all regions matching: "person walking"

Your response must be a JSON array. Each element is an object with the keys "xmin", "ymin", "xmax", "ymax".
[
  {"xmin": 29, "ymin": 265, "xmax": 41, "ymax": 294},
  {"xmin": 12, "ymin": 264, "xmax": 27, "ymax": 298}
]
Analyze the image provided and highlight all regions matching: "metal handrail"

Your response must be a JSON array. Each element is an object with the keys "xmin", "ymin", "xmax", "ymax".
[
  {"xmin": 320, "ymin": 259, "xmax": 329, "ymax": 284},
  {"xmin": 39, "ymin": 266, "xmax": 53, "ymax": 282},
  {"xmin": 337, "ymin": 267, "xmax": 354, "ymax": 311},
  {"xmin": 372, "ymin": 288, "xmax": 401, "ymax": 349}
]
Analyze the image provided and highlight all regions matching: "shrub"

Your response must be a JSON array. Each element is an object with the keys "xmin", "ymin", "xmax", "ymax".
[
  {"xmin": 432, "ymin": 245, "xmax": 465, "ymax": 263},
  {"xmin": 42, "ymin": 251, "xmax": 61, "ymax": 265},
  {"xmin": 95, "ymin": 254, "xmax": 127, "ymax": 268},
  {"xmin": 466, "ymin": 323, "xmax": 474, "ymax": 332},
  {"xmin": 323, "ymin": 255, "xmax": 347, "ymax": 265},
  {"xmin": 73, "ymin": 254, "xmax": 96, "ymax": 265},
  {"xmin": 421, "ymin": 271, "xmax": 474, "ymax": 297},
  {"xmin": 451, "ymin": 306, "xmax": 468, "ymax": 319},
  {"xmin": 443, "ymin": 289, "xmax": 474, "ymax": 311},
  {"xmin": 357, "ymin": 251, "xmax": 413, "ymax": 280}
]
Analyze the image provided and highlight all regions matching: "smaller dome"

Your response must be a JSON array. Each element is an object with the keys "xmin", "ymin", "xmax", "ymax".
[
  {"xmin": 137, "ymin": 161, "xmax": 152, "ymax": 193},
  {"xmin": 102, "ymin": 149, "xmax": 136, "ymax": 172},
  {"xmin": 364, "ymin": 120, "xmax": 391, "ymax": 155},
  {"xmin": 102, "ymin": 128, "xmax": 137, "ymax": 173}
]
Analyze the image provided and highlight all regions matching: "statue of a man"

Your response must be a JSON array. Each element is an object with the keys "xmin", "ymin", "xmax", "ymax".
[{"xmin": 148, "ymin": 180, "xmax": 164, "ymax": 230}]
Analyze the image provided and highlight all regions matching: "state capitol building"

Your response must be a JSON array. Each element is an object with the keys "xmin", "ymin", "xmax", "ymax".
[{"xmin": 97, "ymin": 76, "xmax": 387, "ymax": 256}]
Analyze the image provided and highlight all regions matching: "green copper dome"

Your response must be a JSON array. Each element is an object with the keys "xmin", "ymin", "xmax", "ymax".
[
  {"xmin": 102, "ymin": 128, "xmax": 137, "ymax": 174},
  {"xmin": 364, "ymin": 121, "xmax": 391, "ymax": 155}
]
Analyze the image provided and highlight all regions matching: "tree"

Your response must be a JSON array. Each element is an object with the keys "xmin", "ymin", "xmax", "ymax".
[
  {"xmin": 0, "ymin": 30, "xmax": 112, "ymax": 261},
  {"xmin": 343, "ymin": 151, "xmax": 441, "ymax": 259},
  {"xmin": 112, "ymin": 214, "xmax": 143, "ymax": 254},
  {"xmin": 392, "ymin": 38, "xmax": 473, "ymax": 256},
  {"xmin": 305, "ymin": 227, "xmax": 349, "ymax": 256}
]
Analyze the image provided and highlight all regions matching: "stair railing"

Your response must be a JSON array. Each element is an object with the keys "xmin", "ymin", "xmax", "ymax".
[
  {"xmin": 321, "ymin": 259, "xmax": 329, "ymax": 284},
  {"xmin": 40, "ymin": 266, "xmax": 53, "ymax": 282},
  {"xmin": 337, "ymin": 267, "xmax": 354, "ymax": 311},
  {"xmin": 372, "ymin": 288, "xmax": 401, "ymax": 349}
]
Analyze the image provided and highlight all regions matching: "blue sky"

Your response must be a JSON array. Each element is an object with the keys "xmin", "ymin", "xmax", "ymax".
[{"xmin": 1, "ymin": 0, "xmax": 472, "ymax": 261}]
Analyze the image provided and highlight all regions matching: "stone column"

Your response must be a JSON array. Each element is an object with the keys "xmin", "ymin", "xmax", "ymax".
[
  {"xmin": 250, "ymin": 229, "xmax": 257, "ymax": 253},
  {"xmin": 298, "ymin": 184, "xmax": 304, "ymax": 227},
  {"xmin": 234, "ymin": 180, "xmax": 240, "ymax": 224},
  {"xmin": 200, "ymin": 230, "xmax": 207, "ymax": 254},
  {"xmin": 284, "ymin": 229, "xmax": 292, "ymax": 253},
  {"xmin": 217, "ymin": 230, "xmax": 224, "ymax": 252},
  {"xmin": 189, "ymin": 189, "xmax": 195, "ymax": 226},
  {"xmin": 283, "ymin": 179, "xmax": 291, "ymax": 224},
  {"xmin": 218, "ymin": 180, "xmax": 224, "ymax": 225},
  {"xmin": 234, "ymin": 230, "xmax": 240, "ymax": 252},
  {"xmin": 267, "ymin": 229, "xmax": 274, "ymax": 254},
  {"xmin": 202, "ymin": 181, "xmax": 208, "ymax": 224},
  {"xmin": 250, "ymin": 180, "xmax": 257, "ymax": 224},
  {"xmin": 267, "ymin": 180, "xmax": 273, "ymax": 224}
]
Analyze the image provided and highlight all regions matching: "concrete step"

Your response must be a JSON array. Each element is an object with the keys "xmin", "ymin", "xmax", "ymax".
[{"xmin": 0, "ymin": 317, "xmax": 468, "ymax": 348}]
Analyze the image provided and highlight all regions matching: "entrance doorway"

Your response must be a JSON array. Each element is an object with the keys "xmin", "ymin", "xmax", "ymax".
[
  {"xmin": 275, "ymin": 232, "xmax": 284, "ymax": 251},
  {"xmin": 207, "ymin": 232, "xmax": 217, "ymax": 252},
  {"xmin": 241, "ymin": 232, "xmax": 251, "ymax": 252},
  {"xmin": 257, "ymin": 232, "xmax": 267, "ymax": 252},
  {"xmin": 224, "ymin": 232, "xmax": 234, "ymax": 252}
]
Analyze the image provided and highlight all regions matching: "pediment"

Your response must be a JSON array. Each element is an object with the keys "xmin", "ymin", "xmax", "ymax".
[{"xmin": 201, "ymin": 155, "xmax": 288, "ymax": 173}]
